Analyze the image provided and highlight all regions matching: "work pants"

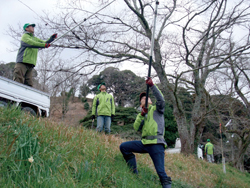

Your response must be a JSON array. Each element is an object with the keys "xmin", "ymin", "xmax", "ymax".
[
  {"xmin": 13, "ymin": 62, "xmax": 34, "ymax": 87},
  {"xmin": 96, "ymin": 115, "xmax": 111, "ymax": 133},
  {"xmin": 207, "ymin": 154, "xmax": 214, "ymax": 163},
  {"xmin": 120, "ymin": 140, "xmax": 171, "ymax": 185}
]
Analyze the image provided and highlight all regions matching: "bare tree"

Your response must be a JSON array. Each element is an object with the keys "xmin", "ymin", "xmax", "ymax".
[
  {"xmin": 204, "ymin": 29, "xmax": 250, "ymax": 170},
  {"xmin": 8, "ymin": 0, "xmax": 250, "ymax": 154},
  {"xmin": 166, "ymin": 0, "xmax": 250, "ymax": 153},
  {"xmin": 48, "ymin": 62, "xmax": 83, "ymax": 119},
  {"xmin": 40, "ymin": 0, "xmax": 250, "ymax": 153},
  {"xmin": 226, "ymin": 47, "xmax": 250, "ymax": 170}
]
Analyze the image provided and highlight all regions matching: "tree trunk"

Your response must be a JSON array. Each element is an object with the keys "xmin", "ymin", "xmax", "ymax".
[
  {"xmin": 153, "ymin": 40, "xmax": 195, "ymax": 153},
  {"xmin": 233, "ymin": 135, "xmax": 250, "ymax": 171}
]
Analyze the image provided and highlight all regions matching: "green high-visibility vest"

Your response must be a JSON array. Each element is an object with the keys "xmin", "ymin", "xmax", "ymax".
[{"xmin": 205, "ymin": 142, "xmax": 214, "ymax": 155}]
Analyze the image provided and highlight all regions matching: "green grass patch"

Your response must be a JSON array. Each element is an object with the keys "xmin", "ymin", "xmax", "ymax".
[{"xmin": 0, "ymin": 107, "xmax": 249, "ymax": 188}]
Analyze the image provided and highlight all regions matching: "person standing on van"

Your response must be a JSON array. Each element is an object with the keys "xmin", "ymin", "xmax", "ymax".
[
  {"xmin": 13, "ymin": 23, "xmax": 57, "ymax": 87},
  {"xmin": 91, "ymin": 82, "xmax": 115, "ymax": 133}
]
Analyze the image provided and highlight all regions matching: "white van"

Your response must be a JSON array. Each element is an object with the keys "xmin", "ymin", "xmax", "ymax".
[{"xmin": 0, "ymin": 76, "xmax": 50, "ymax": 117}]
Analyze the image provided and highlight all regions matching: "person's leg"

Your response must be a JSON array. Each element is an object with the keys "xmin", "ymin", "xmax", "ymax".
[
  {"xmin": 96, "ymin": 116, "xmax": 104, "ymax": 132},
  {"xmin": 24, "ymin": 65, "xmax": 33, "ymax": 87},
  {"xmin": 207, "ymin": 155, "xmax": 212, "ymax": 163},
  {"xmin": 120, "ymin": 141, "xmax": 147, "ymax": 174},
  {"xmin": 212, "ymin": 155, "xmax": 215, "ymax": 163},
  {"xmin": 147, "ymin": 144, "xmax": 171, "ymax": 187},
  {"xmin": 13, "ymin": 63, "xmax": 27, "ymax": 84},
  {"xmin": 104, "ymin": 116, "xmax": 111, "ymax": 134}
]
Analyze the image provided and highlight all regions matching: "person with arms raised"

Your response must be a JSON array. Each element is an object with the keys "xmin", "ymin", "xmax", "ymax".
[
  {"xmin": 120, "ymin": 77, "xmax": 172, "ymax": 188},
  {"xmin": 13, "ymin": 23, "xmax": 57, "ymax": 87}
]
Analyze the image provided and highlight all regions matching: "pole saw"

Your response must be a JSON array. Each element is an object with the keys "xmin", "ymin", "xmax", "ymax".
[
  {"xmin": 145, "ymin": 0, "xmax": 159, "ymax": 114},
  {"xmin": 51, "ymin": 0, "xmax": 116, "ymax": 44},
  {"xmin": 138, "ymin": 1, "xmax": 159, "ymax": 131}
]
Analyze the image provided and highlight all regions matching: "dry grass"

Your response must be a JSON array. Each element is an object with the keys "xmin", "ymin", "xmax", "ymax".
[
  {"xmin": 49, "ymin": 101, "xmax": 88, "ymax": 127},
  {"xmin": 48, "ymin": 99, "xmax": 250, "ymax": 188},
  {"xmin": 40, "ymin": 116, "xmax": 248, "ymax": 188},
  {"xmin": 31, "ymin": 116, "xmax": 250, "ymax": 188}
]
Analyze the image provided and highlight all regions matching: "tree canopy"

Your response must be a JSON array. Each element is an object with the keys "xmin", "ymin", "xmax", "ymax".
[{"xmin": 88, "ymin": 67, "xmax": 145, "ymax": 107}]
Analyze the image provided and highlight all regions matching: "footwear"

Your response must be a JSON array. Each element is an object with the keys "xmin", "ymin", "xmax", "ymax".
[
  {"xmin": 162, "ymin": 184, "xmax": 171, "ymax": 188},
  {"xmin": 161, "ymin": 177, "xmax": 171, "ymax": 188},
  {"xmin": 126, "ymin": 158, "xmax": 138, "ymax": 174}
]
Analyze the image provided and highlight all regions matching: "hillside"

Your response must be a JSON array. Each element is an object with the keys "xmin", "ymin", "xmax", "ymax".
[
  {"xmin": 49, "ymin": 97, "xmax": 92, "ymax": 126},
  {"xmin": 0, "ymin": 107, "xmax": 250, "ymax": 188}
]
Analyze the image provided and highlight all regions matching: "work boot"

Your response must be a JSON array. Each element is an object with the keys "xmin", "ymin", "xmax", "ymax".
[
  {"xmin": 162, "ymin": 184, "xmax": 171, "ymax": 188},
  {"xmin": 126, "ymin": 158, "xmax": 138, "ymax": 174},
  {"xmin": 161, "ymin": 177, "xmax": 171, "ymax": 188}
]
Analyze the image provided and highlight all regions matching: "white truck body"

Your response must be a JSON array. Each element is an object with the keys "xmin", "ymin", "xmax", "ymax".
[{"xmin": 0, "ymin": 76, "xmax": 50, "ymax": 117}]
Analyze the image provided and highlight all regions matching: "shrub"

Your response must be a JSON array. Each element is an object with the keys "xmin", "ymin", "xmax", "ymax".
[{"xmin": 84, "ymin": 102, "xmax": 90, "ymax": 110}]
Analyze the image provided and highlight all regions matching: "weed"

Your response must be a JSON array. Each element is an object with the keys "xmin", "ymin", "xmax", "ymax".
[{"xmin": 0, "ymin": 107, "xmax": 249, "ymax": 188}]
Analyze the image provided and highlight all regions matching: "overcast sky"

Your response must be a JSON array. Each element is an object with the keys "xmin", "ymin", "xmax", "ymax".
[
  {"xmin": 0, "ymin": 0, "xmax": 62, "ymax": 63},
  {"xmin": 0, "ymin": 0, "xmax": 145, "ymax": 76}
]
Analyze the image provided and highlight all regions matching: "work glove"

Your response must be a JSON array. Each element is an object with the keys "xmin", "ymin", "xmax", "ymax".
[
  {"xmin": 91, "ymin": 115, "xmax": 95, "ymax": 120},
  {"xmin": 51, "ymin": 33, "xmax": 57, "ymax": 39},
  {"xmin": 146, "ymin": 77, "xmax": 154, "ymax": 87},
  {"xmin": 111, "ymin": 114, "xmax": 115, "ymax": 121},
  {"xmin": 45, "ymin": 43, "xmax": 50, "ymax": 48},
  {"xmin": 141, "ymin": 107, "xmax": 148, "ymax": 116}
]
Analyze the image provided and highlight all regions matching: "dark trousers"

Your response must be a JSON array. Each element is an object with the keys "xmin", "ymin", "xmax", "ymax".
[
  {"xmin": 13, "ymin": 62, "xmax": 34, "ymax": 87},
  {"xmin": 120, "ymin": 140, "xmax": 171, "ymax": 185}
]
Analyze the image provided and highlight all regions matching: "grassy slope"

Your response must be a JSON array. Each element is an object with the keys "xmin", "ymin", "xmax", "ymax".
[{"xmin": 0, "ymin": 107, "xmax": 249, "ymax": 188}]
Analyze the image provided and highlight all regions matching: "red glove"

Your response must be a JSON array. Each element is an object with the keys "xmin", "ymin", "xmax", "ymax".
[
  {"xmin": 146, "ymin": 77, "xmax": 154, "ymax": 87},
  {"xmin": 51, "ymin": 33, "xmax": 57, "ymax": 39},
  {"xmin": 45, "ymin": 43, "xmax": 50, "ymax": 48},
  {"xmin": 141, "ymin": 107, "xmax": 148, "ymax": 116}
]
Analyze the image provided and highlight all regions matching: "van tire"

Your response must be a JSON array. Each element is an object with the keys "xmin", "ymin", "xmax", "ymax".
[
  {"xmin": 22, "ymin": 107, "xmax": 37, "ymax": 116},
  {"xmin": 0, "ymin": 101, "xmax": 8, "ymax": 107}
]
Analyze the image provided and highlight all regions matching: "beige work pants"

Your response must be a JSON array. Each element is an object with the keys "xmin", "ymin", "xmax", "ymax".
[{"xmin": 13, "ymin": 62, "xmax": 34, "ymax": 87}]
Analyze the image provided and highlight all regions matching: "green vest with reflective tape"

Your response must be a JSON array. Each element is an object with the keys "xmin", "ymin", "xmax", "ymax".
[
  {"xmin": 205, "ymin": 142, "xmax": 214, "ymax": 155},
  {"xmin": 16, "ymin": 32, "xmax": 54, "ymax": 66},
  {"xmin": 133, "ymin": 85, "xmax": 167, "ymax": 147},
  {"xmin": 92, "ymin": 91, "xmax": 115, "ymax": 116}
]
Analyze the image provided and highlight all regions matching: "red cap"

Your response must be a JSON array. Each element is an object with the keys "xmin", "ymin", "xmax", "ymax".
[{"xmin": 139, "ymin": 92, "xmax": 146, "ymax": 102}]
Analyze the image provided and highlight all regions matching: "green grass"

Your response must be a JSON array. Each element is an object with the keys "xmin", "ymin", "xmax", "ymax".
[{"xmin": 0, "ymin": 107, "xmax": 249, "ymax": 188}]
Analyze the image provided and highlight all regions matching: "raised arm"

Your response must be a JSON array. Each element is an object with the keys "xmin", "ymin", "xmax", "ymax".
[
  {"xmin": 151, "ymin": 85, "xmax": 165, "ymax": 114},
  {"xmin": 21, "ymin": 34, "xmax": 46, "ymax": 48},
  {"xmin": 146, "ymin": 77, "xmax": 165, "ymax": 114}
]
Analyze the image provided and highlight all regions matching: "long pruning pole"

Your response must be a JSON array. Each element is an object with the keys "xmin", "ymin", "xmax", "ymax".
[
  {"xmin": 51, "ymin": 0, "xmax": 116, "ymax": 44},
  {"xmin": 145, "ymin": 0, "xmax": 159, "ymax": 111}
]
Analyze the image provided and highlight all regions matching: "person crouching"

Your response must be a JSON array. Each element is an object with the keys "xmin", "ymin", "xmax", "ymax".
[{"xmin": 119, "ymin": 77, "xmax": 172, "ymax": 188}]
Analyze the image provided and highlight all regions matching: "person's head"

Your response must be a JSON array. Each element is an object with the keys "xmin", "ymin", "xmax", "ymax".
[
  {"xmin": 139, "ymin": 92, "xmax": 152, "ymax": 108},
  {"xmin": 97, "ymin": 82, "xmax": 106, "ymax": 92},
  {"xmin": 23, "ymin": 23, "xmax": 35, "ymax": 33},
  {"xmin": 207, "ymin": 139, "xmax": 210, "ymax": 142}
]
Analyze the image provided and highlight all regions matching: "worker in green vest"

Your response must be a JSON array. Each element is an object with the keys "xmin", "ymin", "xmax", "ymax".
[
  {"xmin": 91, "ymin": 82, "xmax": 115, "ymax": 133},
  {"xmin": 205, "ymin": 139, "xmax": 214, "ymax": 163},
  {"xmin": 14, "ymin": 23, "xmax": 57, "ymax": 87},
  {"xmin": 120, "ymin": 77, "xmax": 172, "ymax": 188}
]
